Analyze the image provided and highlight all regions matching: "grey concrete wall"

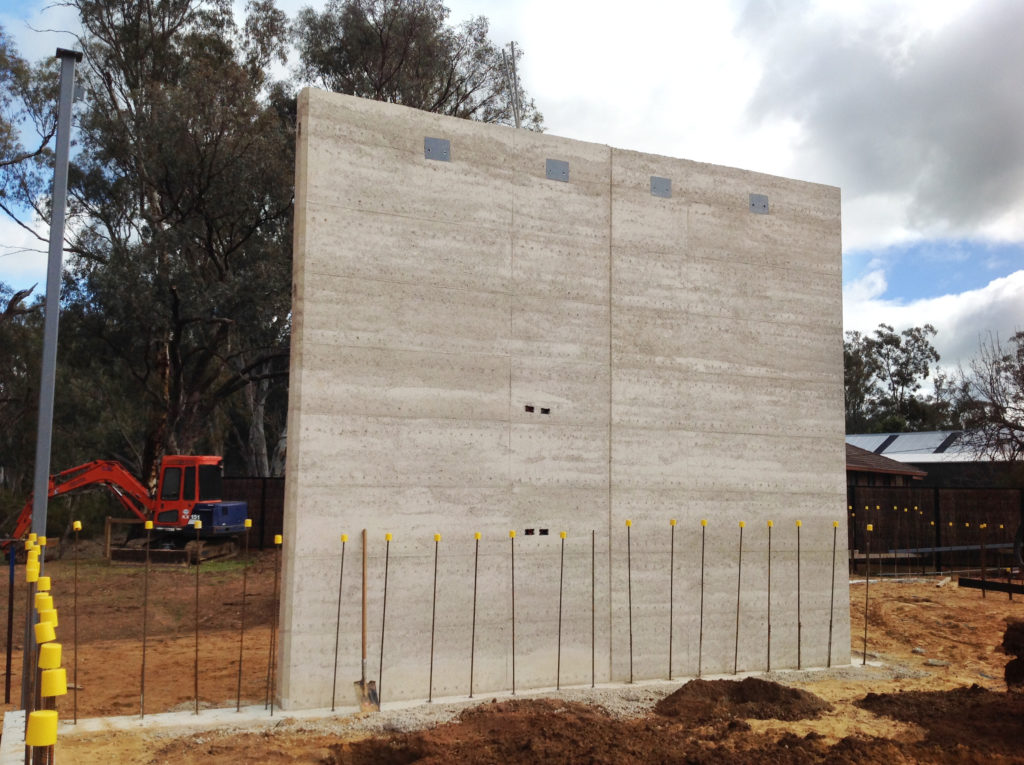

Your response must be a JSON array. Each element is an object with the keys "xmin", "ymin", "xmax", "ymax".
[{"xmin": 279, "ymin": 88, "xmax": 847, "ymax": 709}]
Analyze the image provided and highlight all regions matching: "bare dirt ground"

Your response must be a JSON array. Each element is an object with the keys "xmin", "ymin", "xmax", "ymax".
[{"xmin": 4, "ymin": 552, "xmax": 1024, "ymax": 764}]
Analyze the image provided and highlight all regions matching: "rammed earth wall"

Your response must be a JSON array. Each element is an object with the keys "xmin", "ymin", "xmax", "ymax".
[{"xmin": 279, "ymin": 88, "xmax": 846, "ymax": 709}]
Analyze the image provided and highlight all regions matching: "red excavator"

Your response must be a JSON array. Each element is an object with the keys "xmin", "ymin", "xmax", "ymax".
[{"xmin": 7, "ymin": 456, "xmax": 248, "ymax": 553}]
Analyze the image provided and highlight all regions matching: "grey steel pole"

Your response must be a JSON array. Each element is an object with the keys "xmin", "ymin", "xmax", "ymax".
[
  {"xmin": 30, "ymin": 48, "xmax": 81, "ymax": 538},
  {"xmin": 23, "ymin": 48, "xmax": 80, "ymax": 715}
]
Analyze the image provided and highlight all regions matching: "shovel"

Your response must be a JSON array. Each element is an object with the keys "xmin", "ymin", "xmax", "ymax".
[{"xmin": 354, "ymin": 528, "xmax": 380, "ymax": 712}]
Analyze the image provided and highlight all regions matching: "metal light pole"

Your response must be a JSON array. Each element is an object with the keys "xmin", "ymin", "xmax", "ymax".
[{"xmin": 22, "ymin": 47, "xmax": 81, "ymax": 712}]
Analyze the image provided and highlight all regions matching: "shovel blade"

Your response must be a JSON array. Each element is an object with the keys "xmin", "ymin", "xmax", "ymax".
[{"xmin": 354, "ymin": 679, "xmax": 380, "ymax": 712}]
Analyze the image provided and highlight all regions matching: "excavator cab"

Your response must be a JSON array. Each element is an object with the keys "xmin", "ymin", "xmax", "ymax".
[{"xmin": 154, "ymin": 456, "xmax": 247, "ymax": 536}]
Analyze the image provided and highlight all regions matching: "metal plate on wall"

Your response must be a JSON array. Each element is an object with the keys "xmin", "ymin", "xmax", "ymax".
[
  {"xmin": 651, "ymin": 176, "xmax": 671, "ymax": 198},
  {"xmin": 424, "ymin": 137, "xmax": 450, "ymax": 162},
  {"xmin": 546, "ymin": 158, "xmax": 569, "ymax": 182},
  {"xmin": 749, "ymin": 193, "xmax": 769, "ymax": 214}
]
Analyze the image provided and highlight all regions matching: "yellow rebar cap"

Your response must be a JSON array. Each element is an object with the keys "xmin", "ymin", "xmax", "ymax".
[
  {"xmin": 434, "ymin": 533, "xmax": 441, "ymax": 542},
  {"xmin": 25, "ymin": 709, "xmax": 58, "ymax": 747},
  {"xmin": 767, "ymin": 520, "xmax": 774, "ymax": 528},
  {"xmin": 341, "ymin": 533, "xmax": 348, "ymax": 543},
  {"xmin": 73, "ymin": 520, "xmax": 82, "ymax": 532},
  {"xmin": 625, "ymin": 519, "xmax": 632, "ymax": 527},
  {"xmin": 34, "ymin": 593, "xmax": 53, "ymax": 612},
  {"xmin": 474, "ymin": 532, "xmax": 481, "ymax": 540},
  {"xmin": 833, "ymin": 521, "xmax": 840, "ymax": 528},
  {"xmin": 38, "ymin": 536, "xmax": 47, "ymax": 547},
  {"xmin": 796, "ymin": 520, "xmax": 802, "ymax": 527},
  {"xmin": 194, "ymin": 519, "xmax": 203, "ymax": 530},
  {"xmin": 25, "ymin": 563, "xmax": 39, "ymax": 584},
  {"xmin": 701, "ymin": 519, "xmax": 707, "ymax": 527},
  {"xmin": 244, "ymin": 518, "xmax": 252, "ymax": 529},
  {"xmin": 670, "ymin": 519, "xmax": 676, "ymax": 526},
  {"xmin": 28, "ymin": 533, "xmax": 37, "ymax": 543},
  {"xmin": 38, "ymin": 642, "xmax": 61, "ymax": 669},
  {"xmin": 739, "ymin": 521, "xmax": 745, "ymax": 528},
  {"xmin": 560, "ymin": 531, "xmax": 566, "ymax": 539},
  {"xmin": 39, "ymin": 609, "xmax": 58, "ymax": 628},
  {"xmin": 34, "ymin": 621, "xmax": 55, "ymax": 644},
  {"xmin": 40, "ymin": 667, "xmax": 67, "ymax": 698},
  {"xmin": 144, "ymin": 521, "xmax": 153, "ymax": 530},
  {"xmin": 36, "ymin": 576, "xmax": 51, "ymax": 592},
  {"xmin": 274, "ymin": 534, "xmax": 282, "ymax": 545},
  {"xmin": 867, "ymin": 524, "xmax": 874, "ymax": 532},
  {"xmin": 508, "ymin": 530, "xmax": 515, "ymax": 539}
]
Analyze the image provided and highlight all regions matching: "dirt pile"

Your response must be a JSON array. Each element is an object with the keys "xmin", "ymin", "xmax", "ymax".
[
  {"xmin": 1002, "ymin": 620, "xmax": 1024, "ymax": 687},
  {"xmin": 856, "ymin": 684, "xmax": 1024, "ymax": 758},
  {"xmin": 654, "ymin": 677, "xmax": 833, "ymax": 722},
  {"xmin": 330, "ymin": 680, "xmax": 835, "ymax": 765},
  {"xmin": 328, "ymin": 697, "xmax": 832, "ymax": 765}
]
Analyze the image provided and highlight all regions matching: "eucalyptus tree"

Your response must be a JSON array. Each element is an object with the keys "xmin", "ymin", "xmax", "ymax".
[
  {"xmin": 294, "ymin": 0, "xmax": 543, "ymax": 129},
  {"xmin": 60, "ymin": 0, "xmax": 295, "ymax": 484}
]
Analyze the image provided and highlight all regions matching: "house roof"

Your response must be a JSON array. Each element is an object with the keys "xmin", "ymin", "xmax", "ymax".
[
  {"xmin": 845, "ymin": 443, "xmax": 927, "ymax": 478},
  {"xmin": 846, "ymin": 430, "xmax": 984, "ymax": 463}
]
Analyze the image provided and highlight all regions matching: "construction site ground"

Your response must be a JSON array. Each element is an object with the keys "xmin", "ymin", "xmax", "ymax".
[{"xmin": 3, "ymin": 546, "xmax": 1024, "ymax": 763}]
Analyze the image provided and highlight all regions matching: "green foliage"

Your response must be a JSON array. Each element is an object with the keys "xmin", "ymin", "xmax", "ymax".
[
  {"xmin": 0, "ymin": 26, "xmax": 59, "ymax": 222},
  {"xmin": 0, "ymin": 0, "xmax": 543, "ymax": 530},
  {"xmin": 844, "ymin": 323, "xmax": 949, "ymax": 433},
  {"xmin": 59, "ymin": 0, "xmax": 295, "ymax": 485},
  {"xmin": 294, "ymin": 0, "xmax": 543, "ymax": 129}
]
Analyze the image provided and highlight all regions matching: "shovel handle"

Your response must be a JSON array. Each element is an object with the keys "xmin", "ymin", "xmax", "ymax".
[{"xmin": 361, "ymin": 528, "xmax": 368, "ymax": 667}]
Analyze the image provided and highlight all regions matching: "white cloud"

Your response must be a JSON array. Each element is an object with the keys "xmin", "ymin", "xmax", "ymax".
[
  {"xmin": 738, "ymin": 0, "xmax": 1024, "ymax": 249},
  {"xmin": 844, "ymin": 269, "xmax": 1024, "ymax": 370},
  {"xmin": 0, "ymin": 214, "xmax": 49, "ymax": 290}
]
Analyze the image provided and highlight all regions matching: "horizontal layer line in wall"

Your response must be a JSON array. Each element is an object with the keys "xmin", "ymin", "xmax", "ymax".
[{"xmin": 303, "ymin": 267, "xmax": 610, "ymax": 309}]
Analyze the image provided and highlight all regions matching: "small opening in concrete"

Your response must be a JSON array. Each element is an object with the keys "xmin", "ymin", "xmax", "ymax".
[
  {"xmin": 540, "ymin": 407, "xmax": 551, "ymax": 415},
  {"xmin": 539, "ymin": 529, "xmax": 549, "ymax": 536},
  {"xmin": 525, "ymin": 528, "xmax": 535, "ymax": 535},
  {"xmin": 525, "ymin": 405, "xmax": 534, "ymax": 413}
]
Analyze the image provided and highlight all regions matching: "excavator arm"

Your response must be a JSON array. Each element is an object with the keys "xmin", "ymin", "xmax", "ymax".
[{"xmin": 7, "ymin": 460, "xmax": 154, "ymax": 543}]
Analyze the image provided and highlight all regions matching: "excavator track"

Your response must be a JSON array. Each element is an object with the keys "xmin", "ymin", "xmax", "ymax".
[{"xmin": 108, "ymin": 538, "xmax": 240, "ymax": 565}]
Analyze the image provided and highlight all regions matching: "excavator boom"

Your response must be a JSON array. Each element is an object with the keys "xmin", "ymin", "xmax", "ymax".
[{"xmin": 9, "ymin": 460, "xmax": 153, "ymax": 542}]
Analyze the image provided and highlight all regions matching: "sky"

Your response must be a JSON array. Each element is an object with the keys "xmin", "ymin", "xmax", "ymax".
[{"xmin": 0, "ymin": 0, "xmax": 1021, "ymax": 373}]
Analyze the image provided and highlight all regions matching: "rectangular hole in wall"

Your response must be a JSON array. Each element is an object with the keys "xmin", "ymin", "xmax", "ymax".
[
  {"xmin": 525, "ymin": 528, "xmax": 535, "ymax": 535},
  {"xmin": 539, "ymin": 529, "xmax": 549, "ymax": 536},
  {"xmin": 525, "ymin": 405, "xmax": 534, "ymax": 413},
  {"xmin": 540, "ymin": 407, "xmax": 550, "ymax": 415}
]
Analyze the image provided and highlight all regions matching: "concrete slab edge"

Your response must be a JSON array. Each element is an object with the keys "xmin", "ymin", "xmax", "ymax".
[
  {"xmin": 54, "ymin": 664, "xmax": 864, "ymax": 740},
  {"xmin": 0, "ymin": 710, "xmax": 25, "ymax": 765}
]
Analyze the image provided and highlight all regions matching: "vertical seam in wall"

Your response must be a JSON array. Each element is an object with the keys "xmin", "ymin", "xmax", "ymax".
[
  {"xmin": 607, "ymin": 146, "xmax": 614, "ymax": 681},
  {"xmin": 509, "ymin": 133, "xmax": 515, "ymax": 503}
]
